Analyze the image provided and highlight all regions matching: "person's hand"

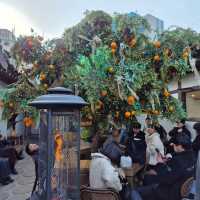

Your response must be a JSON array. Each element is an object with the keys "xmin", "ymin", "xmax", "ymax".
[
  {"xmin": 156, "ymin": 152, "xmax": 165, "ymax": 163},
  {"xmin": 117, "ymin": 168, "xmax": 126, "ymax": 179}
]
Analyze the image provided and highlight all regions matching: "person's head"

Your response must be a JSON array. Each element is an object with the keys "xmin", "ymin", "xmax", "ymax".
[
  {"xmin": 25, "ymin": 143, "xmax": 39, "ymax": 156},
  {"xmin": 146, "ymin": 124, "xmax": 156, "ymax": 135},
  {"xmin": 176, "ymin": 119, "xmax": 186, "ymax": 128},
  {"xmin": 193, "ymin": 122, "xmax": 200, "ymax": 135},
  {"xmin": 172, "ymin": 133, "xmax": 191, "ymax": 153},
  {"xmin": 145, "ymin": 117, "xmax": 152, "ymax": 126},
  {"xmin": 131, "ymin": 122, "xmax": 141, "ymax": 135},
  {"xmin": 112, "ymin": 128, "xmax": 121, "ymax": 144},
  {"xmin": 101, "ymin": 142, "xmax": 123, "ymax": 166}
]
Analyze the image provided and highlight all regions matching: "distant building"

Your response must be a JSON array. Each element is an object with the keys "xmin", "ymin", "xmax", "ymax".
[
  {"xmin": 0, "ymin": 29, "xmax": 16, "ymax": 52},
  {"xmin": 144, "ymin": 14, "xmax": 164, "ymax": 39}
]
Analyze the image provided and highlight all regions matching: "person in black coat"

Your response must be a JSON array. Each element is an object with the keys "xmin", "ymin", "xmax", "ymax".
[
  {"xmin": 133, "ymin": 133, "xmax": 195, "ymax": 200},
  {"xmin": 166, "ymin": 119, "xmax": 191, "ymax": 154},
  {"xmin": 169, "ymin": 119, "xmax": 191, "ymax": 141},
  {"xmin": 126, "ymin": 122, "xmax": 147, "ymax": 165}
]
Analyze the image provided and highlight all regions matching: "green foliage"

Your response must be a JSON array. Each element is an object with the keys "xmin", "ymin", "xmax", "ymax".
[
  {"xmin": 63, "ymin": 10, "xmax": 112, "ymax": 54},
  {"xmin": 2, "ymin": 10, "xmax": 200, "ymax": 135}
]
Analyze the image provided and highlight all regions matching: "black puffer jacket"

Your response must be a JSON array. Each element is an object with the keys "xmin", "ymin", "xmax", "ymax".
[
  {"xmin": 169, "ymin": 126, "xmax": 191, "ymax": 141},
  {"xmin": 126, "ymin": 131, "xmax": 147, "ymax": 165}
]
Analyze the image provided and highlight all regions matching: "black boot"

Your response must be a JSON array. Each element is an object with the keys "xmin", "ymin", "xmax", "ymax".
[{"xmin": 11, "ymin": 168, "xmax": 18, "ymax": 175}]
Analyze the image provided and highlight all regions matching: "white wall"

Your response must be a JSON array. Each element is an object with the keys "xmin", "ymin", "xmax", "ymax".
[{"xmin": 181, "ymin": 73, "xmax": 200, "ymax": 88}]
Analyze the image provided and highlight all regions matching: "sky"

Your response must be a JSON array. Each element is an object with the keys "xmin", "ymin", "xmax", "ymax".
[{"xmin": 0, "ymin": 0, "xmax": 200, "ymax": 39}]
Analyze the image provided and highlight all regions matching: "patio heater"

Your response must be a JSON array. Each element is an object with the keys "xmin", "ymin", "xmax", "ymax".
[{"xmin": 29, "ymin": 87, "xmax": 87, "ymax": 200}]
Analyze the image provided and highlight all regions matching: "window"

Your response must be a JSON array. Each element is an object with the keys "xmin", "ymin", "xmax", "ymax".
[{"xmin": 185, "ymin": 90, "xmax": 200, "ymax": 121}]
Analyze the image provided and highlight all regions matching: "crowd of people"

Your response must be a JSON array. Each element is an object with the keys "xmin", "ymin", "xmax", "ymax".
[
  {"xmin": 2, "ymin": 118, "xmax": 199, "ymax": 200},
  {"xmin": 89, "ymin": 118, "xmax": 200, "ymax": 200}
]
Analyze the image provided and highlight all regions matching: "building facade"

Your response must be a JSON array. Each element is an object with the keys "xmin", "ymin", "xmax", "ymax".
[
  {"xmin": 144, "ymin": 14, "xmax": 164, "ymax": 39},
  {"xmin": 0, "ymin": 29, "xmax": 15, "ymax": 52}
]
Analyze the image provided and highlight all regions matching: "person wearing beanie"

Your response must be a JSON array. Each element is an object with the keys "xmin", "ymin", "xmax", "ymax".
[{"xmin": 126, "ymin": 122, "xmax": 147, "ymax": 165}]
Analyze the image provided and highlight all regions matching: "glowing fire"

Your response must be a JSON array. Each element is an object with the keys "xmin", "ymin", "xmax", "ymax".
[{"xmin": 54, "ymin": 130, "xmax": 64, "ymax": 162}]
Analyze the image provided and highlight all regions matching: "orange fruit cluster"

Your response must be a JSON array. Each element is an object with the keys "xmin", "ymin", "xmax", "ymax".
[
  {"xmin": 163, "ymin": 89, "xmax": 171, "ymax": 97},
  {"xmin": 154, "ymin": 41, "xmax": 161, "ymax": 48},
  {"xmin": 111, "ymin": 41, "xmax": 117, "ymax": 54},
  {"xmin": 127, "ymin": 96, "xmax": 135, "ymax": 105},
  {"xmin": 154, "ymin": 55, "xmax": 160, "ymax": 62},
  {"xmin": 129, "ymin": 38, "xmax": 137, "ymax": 48},
  {"xmin": 23, "ymin": 117, "xmax": 33, "ymax": 127},
  {"xmin": 101, "ymin": 90, "xmax": 108, "ymax": 97},
  {"xmin": 40, "ymin": 72, "xmax": 46, "ymax": 81}
]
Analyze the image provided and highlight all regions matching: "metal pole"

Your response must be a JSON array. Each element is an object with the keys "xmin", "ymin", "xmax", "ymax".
[
  {"xmin": 77, "ymin": 110, "xmax": 81, "ymax": 200},
  {"xmin": 47, "ymin": 110, "xmax": 52, "ymax": 200}
]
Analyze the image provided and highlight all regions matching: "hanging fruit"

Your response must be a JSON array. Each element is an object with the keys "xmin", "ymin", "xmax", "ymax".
[
  {"xmin": 127, "ymin": 96, "xmax": 135, "ymax": 105},
  {"xmin": 40, "ymin": 72, "xmax": 46, "ymax": 81},
  {"xmin": 154, "ymin": 55, "xmax": 160, "ymax": 62},
  {"xmin": 48, "ymin": 64, "xmax": 55, "ymax": 70},
  {"xmin": 115, "ymin": 111, "xmax": 120, "ymax": 119},
  {"xmin": 163, "ymin": 89, "xmax": 171, "ymax": 97},
  {"xmin": 154, "ymin": 41, "xmax": 161, "ymax": 48},
  {"xmin": 168, "ymin": 106, "xmax": 175, "ymax": 112},
  {"xmin": 23, "ymin": 117, "xmax": 33, "ymax": 127},
  {"xmin": 107, "ymin": 67, "xmax": 114, "ymax": 74},
  {"xmin": 125, "ymin": 111, "xmax": 131, "ymax": 119},
  {"xmin": 129, "ymin": 38, "xmax": 136, "ymax": 48},
  {"xmin": 182, "ymin": 52, "xmax": 189, "ymax": 60},
  {"xmin": 131, "ymin": 110, "xmax": 136, "ymax": 116},
  {"xmin": 9, "ymin": 102, "xmax": 14, "ymax": 108},
  {"xmin": 111, "ymin": 49, "xmax": 116, "ymax": 54},
  {"xmin": 101, "ymin": 90, "xmax": 108, "ymax": 97},
  {"xmin": 164, "ymin": 48, "xmax": 170, "ymax": 57},
  {"xmin": 153, "ymin": 110, "xmax": 160, "ymax": 115},
  {"xmin": 44, "ymin": 83, "xmax": 48, "ymax": 89},
  {"xmin": 111, "ymin": 41, "xmax": 117, "ymax": 50}
]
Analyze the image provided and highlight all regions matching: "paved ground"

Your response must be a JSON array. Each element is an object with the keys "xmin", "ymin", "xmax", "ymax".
[{"xmin": 0, "ymin": 154, "xmax": 35, "ymax": 200}]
